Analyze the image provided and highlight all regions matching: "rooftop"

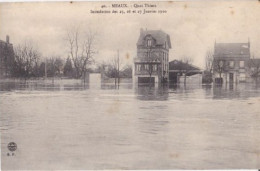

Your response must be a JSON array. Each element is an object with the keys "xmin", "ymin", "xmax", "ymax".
[
  {"xmin": 214, "ymin": 42, "xmax": 250, "ymax": 56},
  {"xmin": 169, "ymin": 60, "xmax": 201, "ymax": 71},
  {"xmin": 137, "ymin": 29, "xmax": 171, "ymax": 48}
]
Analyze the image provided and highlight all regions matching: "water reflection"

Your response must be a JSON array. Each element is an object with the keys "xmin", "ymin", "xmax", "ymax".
[
  {"xmin": 202, "ymin": 84, "xmax": 213, "ymax": 97},
  {"xmin": 1, "ymin": 80, "xmax": 260, "ymax": 100},
  {"xmin": 212, "ymin": 83, "xmax": 260, "ymax": 100},
  {"xmin": 135, "ymin": 85, "xmax": 169, "ymax": 101},
  {"xmin": 101, "ymin": 83, "xmax": 133, "ymax": 90}
]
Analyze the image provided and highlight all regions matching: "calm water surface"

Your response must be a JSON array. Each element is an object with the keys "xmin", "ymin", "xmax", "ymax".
[{"xmin": 0, "ymin": 80, "xmax": 260, "ymax": 169}]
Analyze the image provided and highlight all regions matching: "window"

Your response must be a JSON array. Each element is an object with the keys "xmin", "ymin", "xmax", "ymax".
[
  {"xmin": 240, "ymin": 73, "xmax": 246, "ymax": 81},
  {"xmin": 162, "ymin": 52, "xmax": 164, "ymax": 61},
  {"xmin": 145, "ymin": 64, "xmax": 149, "ymax": 70},
  {"xmin": 240, "ymin": 61, "xmax": 245, "ymax": 68},
  {"xmin": 136, "ymin": 64, "xmax": 141, "ymax": 71},
  {"xmin": 153, "ymin": 64, "xmax": 157, "ymax": 71},
  {"xmin": 141, "ymin": 64, "xmax": 144, "ymax": 71},
  {"xmin": 147, "ymin": 52, "xmax": 151, "ymax": 58},
  {"xmin": 219, "ymin": 60, "xmax": 224, "ymax": 67},
  {"xmin": 229, "ymin": 61, "xmax": 234, "ymax": 68},
  {"xmin": 162, "ymin": 58, "xmax": 164, "ymax": 71},
  {"xmin": 147, "ymin": 39, "xmax": 152, "ymax": 47}
]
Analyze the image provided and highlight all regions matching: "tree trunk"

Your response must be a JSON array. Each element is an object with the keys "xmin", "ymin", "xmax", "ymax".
[{"xmin": 184, "ymin": 72, "xmax": 186, "ymax": 85}]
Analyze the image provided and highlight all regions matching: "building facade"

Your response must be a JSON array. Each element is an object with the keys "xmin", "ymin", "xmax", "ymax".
[
  {"xmin": 0, "ymin": 35, "xmax": 15, "ymax": 78},
  {"xmin": 213, "ymin": 41, "xmax": 250, "ymax": 84},
  {"xmin": 133, "ymin": 29, "xmax": 171, "ymax": 85},
  {"xmin": 169, "ymin": 59, "xmax": 202, "ymax": 84}
]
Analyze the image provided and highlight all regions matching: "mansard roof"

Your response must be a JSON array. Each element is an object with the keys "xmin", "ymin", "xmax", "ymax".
[
  {"xmin": 214, "ymin": 42, "xmax": 250, "ymax": 57},
  {"xmin": 137, "ymin": 29, "xmax": 171, "ymax": 48}
]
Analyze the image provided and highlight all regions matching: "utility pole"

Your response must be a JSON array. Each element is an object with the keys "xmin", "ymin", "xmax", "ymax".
[
  {"xmin": 117, "ymin": 49, "xmax": 120, "ymax": 86},
  {"xmin": 45, "ymin": 58, "xmax": 47, "ymax": 79}
]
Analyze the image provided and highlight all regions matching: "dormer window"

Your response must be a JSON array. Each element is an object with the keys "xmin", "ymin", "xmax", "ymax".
[
  {"xmin": 229, "ymin": 61, "xmax": 234, "ymax": 68},
  {"xmin": 147, "ymin": 39, "xmax": 152, "ymax": 47},
  {"xmin": 240, "ymin": 61, "xmax": 245, "ymax": 68}
]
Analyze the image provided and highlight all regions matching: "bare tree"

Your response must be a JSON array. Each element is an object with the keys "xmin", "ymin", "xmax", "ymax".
[
  {"xmin": 212, "ymin": 58, "xmax": 228, "ymax": 84},
  {"xmin": 248, "ymin": 58, "xmax": 260, "ymax": 83},
  {"xmin": 45, "ymin": 56, "xmax": 63, "ymax": 82},
  {"xmin": 13, "ymin": 42, "xmax": 41, "ymax": 79},
  {"xmin": 110, "ymin": 52, "xmax": 122, "ymax": 86},
  {"xmin": 66, "ymin": 27, "xmax": 96, "ymax": 79},
  {"xmin": 203, "ymin": 49, "xmax": 214, "ymax": 83},
  {"xmin": 64, "ymin": 57, "xmax": 73, "ymax": 78},
  {"xmin": 144, "ymin": 47, "xmax": 159, "ymax": 85}
]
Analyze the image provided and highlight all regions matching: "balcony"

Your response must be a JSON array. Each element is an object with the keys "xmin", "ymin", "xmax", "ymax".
[
  {"xmin": 135, "ymin": 69, "xmax": 159, "ymax": 76},
  {"xmin": 134, "ymin": 57, "xmax": 161, "ymax": 63}
]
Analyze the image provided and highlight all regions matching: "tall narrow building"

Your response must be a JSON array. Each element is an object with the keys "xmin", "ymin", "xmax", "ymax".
[
  {"xmin": 0, "ymin": 35, "xmax": 15, "ymax": 78},
  {"xmin": 133, "ymin": 29, "xmax": 171, "ymax": 85}
]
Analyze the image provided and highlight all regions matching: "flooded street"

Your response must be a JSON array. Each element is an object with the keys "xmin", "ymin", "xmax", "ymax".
[{"xmin": 0, "ymin": 80, "xmax": 260, "ymax": 169}]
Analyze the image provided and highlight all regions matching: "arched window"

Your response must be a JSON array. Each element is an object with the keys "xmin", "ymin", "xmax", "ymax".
[{"xmin": 147, "ymin": 39, "xmax": 152, "ymax": 47}]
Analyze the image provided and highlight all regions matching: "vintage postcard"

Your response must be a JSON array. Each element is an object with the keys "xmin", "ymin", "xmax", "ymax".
[{"xmin": 0, "ymin": 0, "xmax": 260, "ymax": 170}]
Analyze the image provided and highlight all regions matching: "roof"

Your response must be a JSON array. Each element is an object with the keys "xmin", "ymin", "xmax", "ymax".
[
  {"xmin": 137, "ymin": 29, "xmax": 171, "ymax": 48},
  {"xmin": 0, "ymin": 39, "xmax": 12, "ymax": 47},
  {"xmin": 249, "ymin": 58, "xmax": 260, "ymax": 66},
  {"xmin": 0, "ymin": 40, "xmax": 7, "ymax": 44},
  {"xmin": 169, "ymin": 60, "xmax": 201, "ymax": 71},
  {"xmin": 214, "ymin": 43, "xmax": 250, "ymax": 57},
  {"xmin": 250, "ymin": 58, "xmax": 260, "ymax": 62}
]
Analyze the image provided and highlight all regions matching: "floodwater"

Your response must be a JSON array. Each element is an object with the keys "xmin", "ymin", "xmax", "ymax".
[{"xmin": 0, "ymin": 79, "xmax": 260, "ymax": 170}]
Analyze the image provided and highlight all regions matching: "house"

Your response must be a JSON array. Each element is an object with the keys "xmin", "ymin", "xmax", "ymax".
[
  {"xmin": 213, "ymin": 41, "xmax": 250, "ymax": 84},
  {"xmin": 133, "ymin": 28, "xmax": 171, "ymax": 85},
  {"xmin": 0, "ymin": 35, "xmax": 15, "ymax": 78},
  {"xmin": 169, "ymin": 59, "xmax": 202, "ymax": 84}
]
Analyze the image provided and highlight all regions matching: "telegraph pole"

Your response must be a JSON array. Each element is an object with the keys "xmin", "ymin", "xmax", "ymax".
[
  {"xmin": 45, "ymin": 58, "xmax": 47, "ymax": 79},
  {"xmin": 117, "ymin": 49, "xmax": 120, "ymax": 87}
]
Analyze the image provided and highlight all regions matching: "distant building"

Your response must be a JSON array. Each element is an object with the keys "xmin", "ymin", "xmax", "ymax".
[
  {"xmin": 248, "ymin": 58, "xmax": 260, "ymax": 82},
  {"xmin": 133, "ymin": 28, "xmax": 171, "ymax": 85},
  {"xmin": 169, "ymin": 59, "xmax": 202, "ymax": 84},
  {"xmin": 0, "ymin": 35, "xmax": 15, "ymax": 78},
  {"xmin": 213, "ymin": 41, "xmax": 250, "ymax": 83}
]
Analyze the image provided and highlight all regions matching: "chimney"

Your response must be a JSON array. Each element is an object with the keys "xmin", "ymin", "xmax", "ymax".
[
  {"xmin": 140, "ymin": 28, "xmax": 143, "ymax": 35},
  {"xmin": 6, "ymin": 35, "xmax": 9, "ymax": 44},
  {"xmin": 214, "ymin": 39, "xmax": 216, "ymax": 54}
]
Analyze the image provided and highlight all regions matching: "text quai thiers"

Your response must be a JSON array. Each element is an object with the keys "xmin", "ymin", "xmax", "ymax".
[{"xmin": 90, "ymin": 3, "xmax": 167, "ymax": 14}]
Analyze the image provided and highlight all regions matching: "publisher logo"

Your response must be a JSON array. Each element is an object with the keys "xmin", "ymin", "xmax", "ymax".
[{"xmin": 7, "ymin": 142, "xmax": 17, "ymax": 152}]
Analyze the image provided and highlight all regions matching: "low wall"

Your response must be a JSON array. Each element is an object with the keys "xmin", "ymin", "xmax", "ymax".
[
  {"xmin": 102, "ymin": 78, "xmax": 132, "ymax": 84},
  {"xmin": 179, "ymin": 74, "xmax": 202, "ymax": 84}
]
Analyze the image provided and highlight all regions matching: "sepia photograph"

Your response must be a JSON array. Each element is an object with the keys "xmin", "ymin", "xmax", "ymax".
[{"xmin": 0, "ymin": 0, "xmax": 260, "ymax": 170}]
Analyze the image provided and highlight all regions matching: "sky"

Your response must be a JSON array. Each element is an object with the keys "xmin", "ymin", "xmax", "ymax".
[{"xmin": 0, "ymin": 1, "xmax": 260, "ymax": 69}]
